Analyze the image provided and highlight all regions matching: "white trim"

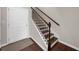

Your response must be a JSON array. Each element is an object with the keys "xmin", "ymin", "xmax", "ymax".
[
  {"xmin": 7, "ymin": 7, "xmax": 9, "ymax": 45},
  {"xmin": 1, "ymin": 43, "xmax": 9, "ymax": 47},
  {"xmin": 31, "ymin": 37, "xmax": 47, "ymax": 51},
  {"xmin": 50, "ymin": 35, "xmax": 54, "ymax": 39},
  {"xmin": 59, "ymin": 40, "xmax": 79, "ymax": 50},
  {"xmin": 51, "ymin": 40, "xmax": 58, "ymax": 47},
  {"xmin": 44, "ymin": 32, "xmax": 49, "ymax": 36}
]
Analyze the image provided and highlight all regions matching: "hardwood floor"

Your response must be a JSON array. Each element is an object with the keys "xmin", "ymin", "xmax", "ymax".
[
  {"xmin": 50, "ymin": 42, "xmax": 77, "ymax": 51},
  {"xmin": 21, "ymin": 42, "xmax": 77, "ymax": 51},
  {"xmin": 1, "ymin": 38, "xmax": 33, "ymax": 51},
  {"xmin": 0, "ymin": 48, "xmax": 1, "ymax": 51},
  {"xmin": 1, "ymin": 38, "xmax": 77, "ymax": 51},
  {"xmin": 21, "ymin": 43, "xmax": 43, "ymax": 51}
]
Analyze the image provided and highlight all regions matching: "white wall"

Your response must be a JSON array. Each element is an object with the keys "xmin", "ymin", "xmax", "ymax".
[
  {"xmin": 1, "ymin": 8, "xmax": 7, "ymax": 46},
  {"xmin": 0, "ymin": 8, "xmax": 1, "ymax": 48},
  {"xmin": 7, "ymin": 7, "xmax": 30, "ymax": 44},
  {"xmin": 39, "ymin": 7, "xmax": 79, "ymax": 50}
]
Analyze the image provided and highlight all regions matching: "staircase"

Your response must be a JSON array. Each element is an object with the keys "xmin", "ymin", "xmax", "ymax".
[
  {"xmin": 32, "ymin": 8, "xmax": 58, "ymax": 50},
  {"xmin": 33, "ymin": 18, "xmax": 58, "ymax": 48}
]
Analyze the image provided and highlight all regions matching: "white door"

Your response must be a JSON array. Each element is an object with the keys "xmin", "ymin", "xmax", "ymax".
[{"xmin": 7, "ymin": 8, "xmax": 29, "ymax": 43}]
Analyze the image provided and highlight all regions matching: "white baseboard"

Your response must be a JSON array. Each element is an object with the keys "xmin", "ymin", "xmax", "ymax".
[
  {"xmin": 1, "ymin": 43, "xmax": 9, "ymax": 48},
  {"xmin": 1, "ymin": 37, "xmax": 31, "ymax": 48},
  {"xmin": 59, "ymin": 40, "xmax": 79, "ymax": 50}
]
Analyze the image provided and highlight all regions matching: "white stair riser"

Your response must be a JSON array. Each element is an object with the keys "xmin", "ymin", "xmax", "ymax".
[{"xmin": 51, "ymin": 40, "xmax": 58, "ymax": 48}]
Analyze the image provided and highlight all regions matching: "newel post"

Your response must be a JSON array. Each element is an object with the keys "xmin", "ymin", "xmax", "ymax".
[{"xmin": 48, "ymin": 22, "xmax": 51, "ymax": 51}]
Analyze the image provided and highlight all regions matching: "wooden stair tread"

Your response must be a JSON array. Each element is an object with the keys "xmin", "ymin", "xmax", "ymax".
[
  {"xmin": 38, "ymin": 24, "xmax": 46, "ymax": 26},
  {"xmin": 50, "ymin": 37, "xmax": 58, "ymax": 44},
  {"xmin": 41, "ymin": 29, "xmax": 49, "ymax": 34},
  {"xmin": 44, "ymin": 33, "xmax": 54, "ymax": 39},
  {"xmin": 40, "ymin": 27, "xmax": 48, "ymax": 30}
]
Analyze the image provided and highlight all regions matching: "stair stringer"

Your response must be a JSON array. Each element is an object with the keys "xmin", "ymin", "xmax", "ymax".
[{"xmin": 30, "ymin": 18, "xmax": 48, "ymax": 51}]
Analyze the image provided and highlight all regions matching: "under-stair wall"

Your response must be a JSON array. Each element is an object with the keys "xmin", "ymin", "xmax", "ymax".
[{"xmin": 29, "ymin": 8, "xmax": 48, "ymax": 51}]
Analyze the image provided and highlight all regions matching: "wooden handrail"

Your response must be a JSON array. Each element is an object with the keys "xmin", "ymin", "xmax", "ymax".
[
  {"xmin": 31, "ymin": 7, "xmax": 49, "ymax": 26},
  {"xmin": 36, "ymin": 7, "xmax": 60, "ymax": 26}
]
